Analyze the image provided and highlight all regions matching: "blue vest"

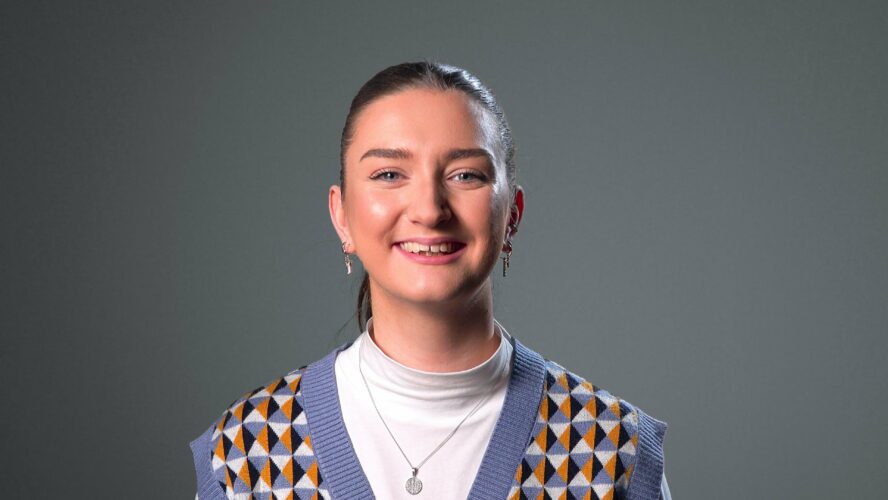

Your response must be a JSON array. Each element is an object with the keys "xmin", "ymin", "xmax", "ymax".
[{"xmin": 190, "ymin": 337, "xmax": 667, "ymax": 499}]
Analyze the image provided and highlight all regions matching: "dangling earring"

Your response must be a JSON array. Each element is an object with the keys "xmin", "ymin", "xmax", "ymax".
[
  {"xmin": 501, "ymin": 241, "xmax": 512, "ymax": 277},
  {"xmin": 341, "ymin": 241, "xmax": 352, "ymax": 275}
]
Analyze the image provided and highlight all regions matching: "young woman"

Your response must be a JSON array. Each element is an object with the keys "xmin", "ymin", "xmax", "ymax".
[{"xmin": 190, "ymin": 61, "xmax": 670, "ymax": 500}]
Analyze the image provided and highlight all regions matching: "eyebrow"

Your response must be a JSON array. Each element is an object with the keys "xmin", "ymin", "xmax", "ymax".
[
  {"xmin": 445, "ymin": 148, "xmax": 492, "ymax": 163},
  {"xmin": 359, "ymin": 147, "xmax": 493, "ymax": 164},
  {"xmin": 360, "ymin": 148, "xmax": 412, "ymax": 161}
]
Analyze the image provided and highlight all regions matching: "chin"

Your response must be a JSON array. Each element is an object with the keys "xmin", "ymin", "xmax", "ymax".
[
  {"xmin": 402, "ymin": 280, "xmax": 488, "ymax": 306},
  {"xmin": 400, "ymin": 288, "xmax": 463, "ymax": 306}
]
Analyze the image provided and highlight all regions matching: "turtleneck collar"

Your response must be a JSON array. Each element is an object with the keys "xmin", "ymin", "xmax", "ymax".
[{"xmin": 356, "ymin": 317, "xmax": 514, "ymax": 402}]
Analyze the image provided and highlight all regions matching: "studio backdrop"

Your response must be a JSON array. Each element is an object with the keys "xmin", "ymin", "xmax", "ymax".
[{"xmin": 3, "ymin": 1, "xmax": 887, "ymax": 498}]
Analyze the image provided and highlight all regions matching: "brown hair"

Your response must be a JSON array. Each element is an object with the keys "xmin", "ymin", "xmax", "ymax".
[{"xmin": 338, "ymin": 61, "xmax": 516, "ymax": 332}]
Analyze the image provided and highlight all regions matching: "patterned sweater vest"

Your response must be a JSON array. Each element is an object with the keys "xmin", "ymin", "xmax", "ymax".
[{"xmin": 191, "ymin": 338, "xmax": 667, "ymax": 500}]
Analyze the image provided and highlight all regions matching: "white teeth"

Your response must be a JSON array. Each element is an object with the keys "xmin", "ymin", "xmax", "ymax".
[{"xmin": 399, "ymin": 242, "xmax": 455, "ymax": 254}]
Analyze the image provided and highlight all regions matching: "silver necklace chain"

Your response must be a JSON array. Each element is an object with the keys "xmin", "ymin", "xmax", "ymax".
[{"xmin": 357, "ymin": 335, "xmax": 497, "ymax": 495}]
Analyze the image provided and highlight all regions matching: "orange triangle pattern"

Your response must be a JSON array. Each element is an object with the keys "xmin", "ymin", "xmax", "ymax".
[
  {"xmin": 205, "ymin": 370, "xmax": 329, "ymax": 499},
  {"xmin": 203, "ymin": 360, "xmax": 644, "ymax": 499},
  {"xmin": 506, "ymin": 361, "xmax": 640, "ymax": 500}
]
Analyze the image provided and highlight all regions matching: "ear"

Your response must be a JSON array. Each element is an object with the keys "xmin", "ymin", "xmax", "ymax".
[
  {"xmin": 328, "ymin": 184, "xmax": 353, "ymax": 250},
  {"xmin": 506, "ymin": 186, "xmax": 524, "ymax": 240}
]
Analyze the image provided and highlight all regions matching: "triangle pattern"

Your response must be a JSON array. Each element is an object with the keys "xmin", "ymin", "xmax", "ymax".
[
  {"xmin": 205, "ymin": 357, "xmax": 642, "ymax": 500},
  {"xmin": 207, "ymin": 369, "xmax": 329, "ymax": 498},
  {"xmin": 509, "ymin": 361, "xmax": 641, "ymax": 500}
]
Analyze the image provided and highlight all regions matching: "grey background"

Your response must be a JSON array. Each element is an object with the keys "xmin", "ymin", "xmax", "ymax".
[{"xmin": 3, "ymin": 1, "xmax": 886, "ymax": 498}]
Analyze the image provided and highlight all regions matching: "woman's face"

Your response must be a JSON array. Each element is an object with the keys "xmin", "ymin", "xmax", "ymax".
[{"xmin": 329, "ymin": 88, "xmax": 523, "ymax": 308}]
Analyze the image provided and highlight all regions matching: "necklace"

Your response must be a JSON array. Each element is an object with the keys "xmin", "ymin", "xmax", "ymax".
[{"xmin": 357, "ymin": 334, "xmax": 497, "ymax": 495}]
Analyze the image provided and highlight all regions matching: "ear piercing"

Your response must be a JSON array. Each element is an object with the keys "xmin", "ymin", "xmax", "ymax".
[
  {"xmin": 501, "ymin": 241, "xmax": 512, "ymax": 277},
  {"xmin": 501, "ymin": 224, "xmax": 517, "ymax": 277},
  {"xmin": 342, "ymin": 241, "xmax": 352, "ymax": 275}
]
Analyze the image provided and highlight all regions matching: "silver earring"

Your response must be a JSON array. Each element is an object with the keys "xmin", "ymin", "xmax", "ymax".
[
  {"xmin": 342, "ymin": 241, "xmax": 352, "ymax": 275},
  {"xmin": 501, "ymin": 242, "xmax": 512, "ymax": 277}
]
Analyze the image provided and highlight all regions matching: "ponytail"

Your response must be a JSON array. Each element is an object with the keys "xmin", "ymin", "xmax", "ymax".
[{"xmin": 356, "ymin": 271, "xmax": 372, "ymax": 332}]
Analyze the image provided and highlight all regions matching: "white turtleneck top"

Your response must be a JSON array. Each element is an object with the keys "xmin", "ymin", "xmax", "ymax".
[{"xmin": 334, "ymin": 318, "xmax": 514, "ymax": 499}]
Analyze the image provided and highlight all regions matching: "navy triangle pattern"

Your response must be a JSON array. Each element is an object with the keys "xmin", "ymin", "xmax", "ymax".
[
  {"xmin": 507, "ymin": 360, "xmax": 640, "ymax": 500},
  {"xmin": 206, "ymin": 368, "xmax": 329, "ymax": 499},
  {"xmin": 200, "ymin": 360, "xmax": 641, "ymax": 499}
]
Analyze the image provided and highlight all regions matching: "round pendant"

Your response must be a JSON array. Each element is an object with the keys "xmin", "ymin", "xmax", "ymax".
[{"xmin": 405, "ymin": 476, "xmax": 423, "ymax": 495}]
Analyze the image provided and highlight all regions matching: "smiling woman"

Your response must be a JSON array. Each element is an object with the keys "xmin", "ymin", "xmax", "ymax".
[
  {"xmin": 189, "ymin": 61, "xmax": 670, "ymax": 500},
  {"xmin": 331, "ymin": 88, "xmax": 517, "ymax": 342}
]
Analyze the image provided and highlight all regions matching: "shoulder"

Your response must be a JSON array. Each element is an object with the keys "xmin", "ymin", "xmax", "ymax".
[
  {"xmin": 189, "ymin": 366, "xmax": 322, "ymax": 499},
  {"xmin": 538, "ymin": 358, "xmax": 667, "ymax": 499},
  {"xmin": 210, "ymin": 367, "xmax": 309, "ymax": 434}
]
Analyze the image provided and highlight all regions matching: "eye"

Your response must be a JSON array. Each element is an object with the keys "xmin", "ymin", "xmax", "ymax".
[
  {"xmin": 370, "ymin": 169, "xmax": 402, "ymax": 182},
  {"xmin": 451, "ymin": 170, "xmax": 487, "ymax": 183}
]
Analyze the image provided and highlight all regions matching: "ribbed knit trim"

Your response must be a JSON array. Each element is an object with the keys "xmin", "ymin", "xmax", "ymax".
[
  {"xmin": 301, "ymin": 336, "xmax": 547, "ymax": 500},
  {"xmin": 466, "ymin": 337, "xmax": 547, "ymax": 499},
  {"xmin": 301, "ymin": 342, "xmax": 375, "ymax": 499},
  {"xmin": 190, "ymin": 426, "xmax": 225, "ymax": 500},
  {"xmin": 627, "ymin": 407, "xmax": 668, "ymax": 500}
]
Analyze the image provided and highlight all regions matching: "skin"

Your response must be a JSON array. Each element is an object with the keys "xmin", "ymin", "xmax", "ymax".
[{"xmin": 329, "ymin": 88, "xmax": 524, "ymax": 372}]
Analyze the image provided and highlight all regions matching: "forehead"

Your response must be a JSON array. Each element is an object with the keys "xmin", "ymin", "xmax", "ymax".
[{"xmin": 347, "ymin": 88, "xmax": 499, "ymax": 162}]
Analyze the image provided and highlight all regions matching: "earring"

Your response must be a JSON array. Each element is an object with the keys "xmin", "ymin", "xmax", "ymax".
[
  {"xmin": 341, "ymin": 241, "xmax": 352, "ymax": 275},
  {"xmin": 501, "ymin": 241, "xmax": 512, "ymax": 277}
]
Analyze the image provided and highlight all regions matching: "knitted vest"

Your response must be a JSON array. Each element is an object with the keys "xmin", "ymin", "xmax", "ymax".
[{"xmin": 190, "ymin": 338, "xmax": 667, "ymax": 500}]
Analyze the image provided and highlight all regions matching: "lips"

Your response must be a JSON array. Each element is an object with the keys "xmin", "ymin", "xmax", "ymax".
[
  {"xmin": 393, "ymin": 239, "xmax": 467, "ymax": 263},
  {"xmin": 394, "ymin": 237, "xmax": 465, "ymax": 254},
  {"xmin": 398, "ymin": 241, "xmax": 464, "ymax": 255}
]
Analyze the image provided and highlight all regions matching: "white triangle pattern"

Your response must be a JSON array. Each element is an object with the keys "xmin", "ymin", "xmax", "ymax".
[{"xmin": 509, "ymin": 362, "xmax": 639, "ymax": 500}]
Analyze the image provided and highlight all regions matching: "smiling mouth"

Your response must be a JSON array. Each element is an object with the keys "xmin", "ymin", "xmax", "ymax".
[{"xmin": 398, "ymin": 241, "xmax": 464, "ymax": 256}]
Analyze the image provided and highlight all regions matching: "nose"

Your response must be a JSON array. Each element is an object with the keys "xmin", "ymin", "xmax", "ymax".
[{"xmin": 407, "ymin": 176, "xmax": 452, "ymax": 227}]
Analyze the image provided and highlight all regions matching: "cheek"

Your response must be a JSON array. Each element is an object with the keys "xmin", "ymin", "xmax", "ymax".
[
  {"xmin": 486, "ymin": 192, "xmax": 510, "ymax": 231},
  {"xmin": 347, "ymin": 191, "xmax": 398, "ymax": 238},
  {"xmin": 460, "ymin": 192, "xmax": 509, "ymax": 242},
  {"xmin": 368, "ymin": 197, "xmax": 391, "ymax": 219}
]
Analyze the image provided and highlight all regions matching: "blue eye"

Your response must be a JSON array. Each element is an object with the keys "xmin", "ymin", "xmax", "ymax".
[
  {"xmin": 452, "ymin": 171, "xmax": 486, "ymax": 182},
  {"xmin": 371, "ymin": 170, "xmax": 401, "ymax": 181}
]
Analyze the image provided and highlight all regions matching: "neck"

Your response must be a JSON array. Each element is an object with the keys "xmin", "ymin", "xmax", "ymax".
[{"xmin": 366, "ymin": 281, "xmax": 500, "ymax": 372}]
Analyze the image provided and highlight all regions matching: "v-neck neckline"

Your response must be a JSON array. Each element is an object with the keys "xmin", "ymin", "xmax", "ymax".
[{"xmin": 301, "ymin": 334, "xmax": 547, "ymax": 500}]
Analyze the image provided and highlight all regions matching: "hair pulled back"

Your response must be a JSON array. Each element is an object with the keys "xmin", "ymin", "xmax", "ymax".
[{"xmin": 338, "ymin": 61, "xmax": 516, "ymax": 332}]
